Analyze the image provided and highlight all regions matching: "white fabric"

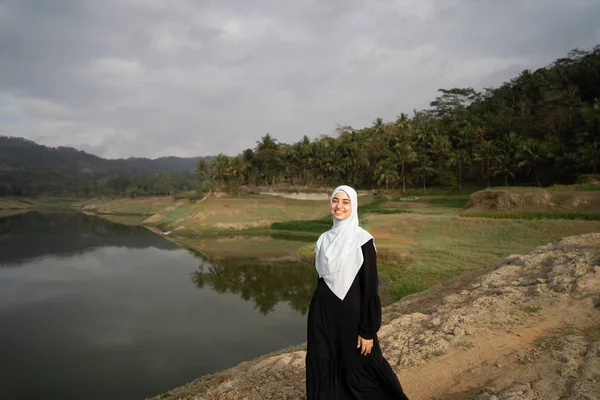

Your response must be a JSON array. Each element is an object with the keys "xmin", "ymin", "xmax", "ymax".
[{"xmin": 315, "ymin": 185, "xmax": 373, "ymax": 300}]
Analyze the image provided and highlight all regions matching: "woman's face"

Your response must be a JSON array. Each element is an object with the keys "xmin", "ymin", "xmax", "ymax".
[{"xmin": 330, "ymin": 191, "xmax": 352, "ymax": 220}]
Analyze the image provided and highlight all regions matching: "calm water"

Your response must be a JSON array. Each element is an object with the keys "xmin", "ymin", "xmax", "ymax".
[{"xmin": 0, "ymin": 212, "xmax": 317, "ymax": 400}]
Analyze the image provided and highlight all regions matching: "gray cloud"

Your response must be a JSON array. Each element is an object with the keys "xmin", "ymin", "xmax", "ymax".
[{"xmin": 1, "ymin": 0, "xmax": 599, "ymax": 158}]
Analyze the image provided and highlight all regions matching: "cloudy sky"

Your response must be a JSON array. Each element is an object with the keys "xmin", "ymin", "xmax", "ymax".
[{"xmin": 1, "ymin": 0, "xmax": 599, "ymax": 159}]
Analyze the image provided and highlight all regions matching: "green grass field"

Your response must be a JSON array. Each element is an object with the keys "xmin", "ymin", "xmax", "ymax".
[
  {"xmin": 4, "ymin": 184, "xmax": 599, "ymax": 304},
  {"xmin": 292, "ymin": 189, "xmax": 600, "ymax": 302}
]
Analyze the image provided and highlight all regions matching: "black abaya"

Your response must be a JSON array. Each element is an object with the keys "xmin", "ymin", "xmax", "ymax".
[{"xmin": 306, "ymin": 239, "xmax": 409, "ymax": 400}]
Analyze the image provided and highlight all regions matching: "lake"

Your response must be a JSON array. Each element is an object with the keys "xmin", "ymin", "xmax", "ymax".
[{"xmin": 0, "ymin": 212, "xmax": 317, "ymax": 400}]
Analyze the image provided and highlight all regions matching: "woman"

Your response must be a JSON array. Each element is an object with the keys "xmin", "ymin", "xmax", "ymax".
[{"xmin": 306, "ymin": 185, "xmax": 409, "ymax": 400}]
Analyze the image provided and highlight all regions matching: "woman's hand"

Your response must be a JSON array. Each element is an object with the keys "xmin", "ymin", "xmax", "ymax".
[{"xmin": 357, "ymin": 335, "xmax": 373, "ymax": 356}]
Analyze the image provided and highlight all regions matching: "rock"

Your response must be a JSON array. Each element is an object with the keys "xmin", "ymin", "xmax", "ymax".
[
  {"xmin": 149, "ymin": 233, "xmax": 600, "ymax": 400},
  {"xmin": 474, "ymin": 393, "xmax": 499, "ymax": 400}
]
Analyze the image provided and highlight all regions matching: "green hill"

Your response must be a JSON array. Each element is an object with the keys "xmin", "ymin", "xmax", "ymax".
[{"xmin": 0, "ymin": 137, "xmax": 210, "ymax": 196}]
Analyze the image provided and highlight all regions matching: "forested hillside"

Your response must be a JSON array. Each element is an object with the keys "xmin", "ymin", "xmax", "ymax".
[
  {"xmin": 199, "ymin": 46, "xmax": 600, "ymax": 192},
  {"xmin": 0, "ymin": 137, "xmax": 207, "ymax": 196},
  {"xmin": 3, "ymin": 46, "xmax": 599, "ymax": 197}
]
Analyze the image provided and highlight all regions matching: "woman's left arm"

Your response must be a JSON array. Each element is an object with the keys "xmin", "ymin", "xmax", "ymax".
[{"xmin": 358, "ymin": 238, "xmax": 382, "ymax": 341}]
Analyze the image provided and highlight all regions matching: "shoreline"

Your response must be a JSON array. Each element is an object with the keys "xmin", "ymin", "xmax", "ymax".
[
  {"xmin": 2, "ymin": 189, "xmax": 600, "ymax": 399},
  {"xmin": 147, "ymin": 233, "xmax": 600, "ymax": 399}
]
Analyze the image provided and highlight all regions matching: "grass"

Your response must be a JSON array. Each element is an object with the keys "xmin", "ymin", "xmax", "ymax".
[
  {"xmin": 358, "ymin": 200, "xmax": 412, "ymax": 214},
  {"xmin": 461, "ymin": 212, "xmax": 600, "ymax": 221},
  {"xmin": 369, "ymin": 208, "xmax": 412, "ymax": 214},
  {"xmin": 170, "ymin": 234, "xmax": 311, "ymax": 259},
  {"xmin": 0, "ymin": 197, "xmax": 33, "ymax": 210},
  {"xmin": 419, "ymin": 196, "xmax": 469, "ymax": 209},
  {"xmin": 8, "ymin": 186, "xmax": 598, "ymax": 306},
  {"xmin": 81, "ymin": 196, "xmax": 177, "ymax": 216},
  {"xmin": 172, "ymin": 190, "xmax": 205, "ymax": 200},
  {"xmin": 270, "ymin": 198, "xmax": 412, "ymax": 233},
  {"xmin": 0, "ymin": 196, "xmax": 84, "ymax": 211},
  {"xmin": 153, "ymin": 195, "xmax": 328, "ymax": 232},
  {"xmin": 392, "ymin": 186, "xmax": 479, "ymax": 197},
  {"xmin": 283, "ymin": 193, "xmax": 600, "ymax": 301},
  {"xmin": 578, "ymin": 184, "xmax": 600, "ymax": 191},
  {"xmin": 271, "ymin": 217, "xmax": 331, "ymax": 233},
  {"xmin": 365, "ymin": 212, "xmax": 600, "ymax": 301},
  {"xmin": 265, "ymin": 189, "xmax": 600, "ymax": 302}
]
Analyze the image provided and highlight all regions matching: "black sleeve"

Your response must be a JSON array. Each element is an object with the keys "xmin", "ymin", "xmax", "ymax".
[{"xmin": 358, "ymin": 239, "xmax": 382, "ymax": 340}]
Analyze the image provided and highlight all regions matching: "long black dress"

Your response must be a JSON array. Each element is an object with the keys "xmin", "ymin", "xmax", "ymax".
[{"xmin": 306, "ymin": 239, "xmax": 409, "ymax": 399}]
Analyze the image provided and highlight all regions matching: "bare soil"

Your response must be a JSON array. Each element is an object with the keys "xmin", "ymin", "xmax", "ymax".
[
  {"xmin": 148, "ymin": 233, "xmax": 600, "ymax": 400},
  {"xmin": 463, "ymin": 188, "xmax": 600, "ymax": 214}
]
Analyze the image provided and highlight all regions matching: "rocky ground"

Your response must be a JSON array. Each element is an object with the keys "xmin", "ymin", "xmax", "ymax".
[
  {"xmin": 462, "ymin": 188, "xmax": 600, "ymax": 214},
  {"xmin": 149, "ymin": 232, "xmax": 600, "ymax": 400}
]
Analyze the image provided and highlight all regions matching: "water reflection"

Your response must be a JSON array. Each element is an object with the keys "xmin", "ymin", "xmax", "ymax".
[
  {"xmin": 191, "ymin": 257, "xmax": 317, "ymax": 315},
  {"xmin": 0, "ymin": 211, "xmax": 316, "ymax": 400},
  {"xmin": 0, "ymin": 211, "xmax": 176, "ymax": 267}
]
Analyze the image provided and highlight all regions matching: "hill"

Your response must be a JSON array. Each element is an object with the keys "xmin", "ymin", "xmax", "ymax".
[
  {"xmin": 0, "ymin": 136, "xmax": 210, "ymax": 196},
  {"xmin": 0, "ymin": 136, "xmax": 204, "ymax": 174}
]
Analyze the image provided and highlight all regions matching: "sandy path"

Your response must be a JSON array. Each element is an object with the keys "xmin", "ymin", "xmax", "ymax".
[
  {"xmin": 150, "ymin": 233, "xmax": 600, "ymax": 400},
  {"xmin": 401, "ymin": 300, "xmax": 598, "ymax": 399}
]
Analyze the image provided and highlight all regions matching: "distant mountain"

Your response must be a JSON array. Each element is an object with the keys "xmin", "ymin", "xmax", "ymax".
[
  {"xmin": 0, "ymin": 136, "xmax": 208, "ymax": 174},
  {"xmin": 0, "ymin": 136, "xmax": 212, "ymax": 196}
]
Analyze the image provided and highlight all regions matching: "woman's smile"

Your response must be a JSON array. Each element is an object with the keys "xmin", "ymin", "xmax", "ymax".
[{"xmin": 330, "ymin": 191, "xmax": 352, "ymax": 220}]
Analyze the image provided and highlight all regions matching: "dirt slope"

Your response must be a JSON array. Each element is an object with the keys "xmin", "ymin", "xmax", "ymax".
[
  {"xmin": 463, "ymin": 188, "xmax": 600, "ymax": 214},
  {"xmin": 149, "ymin": 233, "xmax": 600, "ymax": 400}
]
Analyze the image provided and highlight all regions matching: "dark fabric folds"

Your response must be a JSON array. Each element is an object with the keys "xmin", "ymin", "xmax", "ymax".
[{"xmin": 306, "ymin": 239, "xmax": 409, "ymax": 400}]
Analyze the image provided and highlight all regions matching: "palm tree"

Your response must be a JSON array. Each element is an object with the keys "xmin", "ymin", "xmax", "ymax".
[
  {"xmin": 575, "ymin": 127, "xmax": 600, "ymax": 174},
  {"xmin": 492, "ymin": 152, "xmax": 516, "ymax": 186},
  {"xmin": 498, "ymin": 131, "xmax": 522, "ymax": 184},
  {"xmin": 412, "ymin": 111, "xmax": 435, "ymax": 152},
  {"xmin": 339, "ymin": 131, "xmax": 369, "ymax": 186},
  {"xmin": 518, "ymin": 139, "xmax": 547, "ymax": 186},
  {"xmin": 256, "ymin": 133, "xmax": 278, "ymax": 152},
  {"xmin": 446, "ymin": 148, "xmax": 470, "ymax": 190},
  {"xmin": 242, "ymin": 149, "xmax": 255, "ymax": 184},
  {"xmin": 473, "ymin": 140, "xmax": 498, "ymax": 187},
  {"xmin": 413, "ymin": 154, "xmax": 435, "ymax": 192},
  {"xmin": 229, "ymin": 157, "xmax": 247, "ymax": 184},
  {"xmin": 195, "ymin": 159, "xmax": 208, "ymax": 177},
  {"xmin": 211, "ymin": 154, "xmax": 231, "ymax": 188},
  {"xmin": 500, "ymin": 132, "xmax": 522, "ymax": 160},
  {"xmin": 577, "ymin": 141, "xmax": 600, "ymax": 174},
  {"xmin": 291, "ymin": 135, "xmax": 314, "ymax": 184},
  {"xmin": 374, "ymin": 157, "xmax": 399, "ymax": 192},
  {"xmin": 393, "ymin": 129, "xmax": 416, "ymax": 193},
  {"xmin": 254, "ymin": 134, "xmax": 281, "ymax": 185},
  {"xmin": 372, "ymin": 118, "xmax": 385, "ymax": 137}
]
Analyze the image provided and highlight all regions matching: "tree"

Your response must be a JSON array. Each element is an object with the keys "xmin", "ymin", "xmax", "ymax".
[
  {"xmin": 577, "ymin": 140, "xmax": 600, "ymax": 173},
  {"xmin": 413, "ymin": 154, "xmax": 435, "ymax": 192},
  {"xmin": 518, "ymin": 139, "xmax": 548, "ymax": 186},
  {"xmin": 338, "ymin": 130, "xmax": 369, "ymax": 186},
  {"xmin": 447, "ymin": 148, "xmax": 470, "ymax": 190},
  {"xmin": 196, "ymin": 159, "xmax": 208, "ymax": 177},
  {"xmin": 492, "ymin": 152, "xmax": 516, "ymax": 187},
  {"xmin": 4, "ymin": 47, "xmax": 600, "ymax": 196},
  {"xmin": 574, "ymin": 99, "xmax": 600, "ymax": 173},
  {"xmin": 394, "ymin": 127, "xmax": 416, "ymax": 193},
  {"xmin": 240, "ymin": 149, "xmax": 255, "ymax": 184},
  {"xmin": 374, "ymin": 156, "xmax": 399, "ymax": 192},
  {"xmin": 473, "ymin": 140, "xmax": 498, "ymax": 187},
  {"xmin": 429, "ymin": 87, "xmax": 479, "ymax": 119},
  {"xmin": 210, "ymin": 154, "xmax": 231, "ymax": 188},
  {"xmin": 254, "ymin": 134, "xmax": 281, "ymax": 185}
]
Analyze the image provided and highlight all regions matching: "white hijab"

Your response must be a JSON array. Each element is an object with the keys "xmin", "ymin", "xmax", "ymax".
[{"xmin": 315, "ymin": 185, "xmax": 374, "ymax": 300}]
